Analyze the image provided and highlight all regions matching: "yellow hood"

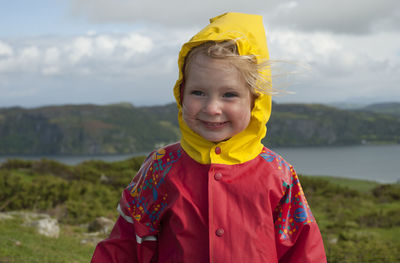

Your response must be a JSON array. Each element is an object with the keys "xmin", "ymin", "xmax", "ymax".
[{"xmin": 173, "ymin": 12, "xmax": 272, "ymax": 165}]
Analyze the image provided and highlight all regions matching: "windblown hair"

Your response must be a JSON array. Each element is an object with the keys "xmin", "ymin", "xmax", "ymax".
[{"xmin": 184, "ymin": 41, "xmax": 275, "ymax": 96}]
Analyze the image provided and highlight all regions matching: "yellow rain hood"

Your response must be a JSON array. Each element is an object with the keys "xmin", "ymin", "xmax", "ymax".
[{"xmin": 173, "ymin": 12, "xmax": 272, "ymax": 165}]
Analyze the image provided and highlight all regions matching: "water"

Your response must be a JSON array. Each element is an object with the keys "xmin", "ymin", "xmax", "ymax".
[
  {"xmin": 272, "ymin": 144, "xmax": 400, "ymax": 183},
  {"xmin": 0, "ymin": 145, "xmax": 399, "ymax": 183},
  {"xmin": 0, "ymin": 152, "xmax": 148, "ymax": 166}
]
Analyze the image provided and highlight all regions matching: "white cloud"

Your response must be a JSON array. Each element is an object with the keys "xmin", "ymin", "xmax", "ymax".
[
  {"xmin": 0, "ymin": 30, "xmax": 180, "ymax": 107},
  {"xmin": 269, "ymin": 30, "xmax": 343, "ymax": 64},
  {"xmin": 69, "ymin": 37, "xmax": 94, "ymax": 63},
  {"xmin": 270, "ymin": 29, "xmax": 400, "ymax": 71},
  {"xmin": 120, "ymin": 33, "xmax": 153, "ymax": 57},
  {"xmin": 94, "ymin": 35, "xmax": 117, "ymax": 56},
  {"xmin": 0, "ymin": 41, "xmax": 13, "ymax": 56},
  {"xmin": 44, "ymin": 47, "xmax": 61, "ymax": 64},
  {"xmin": 265, "ymin": 27, "xmax": 400, "ymax": 103},
  {"xmin": 20, "ymin": 46, "xmax": 40, "ymax": 60},
  {"xmin": 0, "ymin": 32, "xmax": 156, "ymax": 76}
]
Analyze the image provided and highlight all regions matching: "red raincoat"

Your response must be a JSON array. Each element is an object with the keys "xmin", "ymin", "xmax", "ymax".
[{"xmin": 92, "ymin": 143, "xmax": 326, "ymax": 262}]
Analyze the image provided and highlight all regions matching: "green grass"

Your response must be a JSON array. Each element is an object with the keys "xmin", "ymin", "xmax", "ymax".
[
  {"xmin": 295, "ymin": 175, "xmax": 400, "ymax": 262},
  {"xmin": 1, "ymin": 157, "xmax": 399, "ymax": 262},
  {"xmin": 0, "ymin": 218, "xmax": 96, "ymax": 263},
  {"xmin": 317, "ymin": 175, "xmax": 380, "ymax": 193},
  {"xmin": 371, "ymin": 226, "xmax": 400, "ymax": 245}
]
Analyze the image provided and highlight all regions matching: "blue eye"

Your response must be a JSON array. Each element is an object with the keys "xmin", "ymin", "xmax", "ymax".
[
  {"xmin": 223, "ymin": 92, "xmax": 238, "ymax": 98},
  {"xmin": 191, "ymin": 90, "xmax": 204, "ymax": 96}
]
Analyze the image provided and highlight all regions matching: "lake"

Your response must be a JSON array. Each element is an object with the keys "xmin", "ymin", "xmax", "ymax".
[
  {"xmin": 0, "ymin": 144, "xmax": 399, "ymax": 183},
  {"xmin": 272, "ymin": 144, "xmax": 400, "ymax": 183}
]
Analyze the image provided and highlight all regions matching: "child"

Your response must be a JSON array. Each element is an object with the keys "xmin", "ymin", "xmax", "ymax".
[{"xmin": 92, "ymin": 12, "xmax": 326, "ymax": 262}]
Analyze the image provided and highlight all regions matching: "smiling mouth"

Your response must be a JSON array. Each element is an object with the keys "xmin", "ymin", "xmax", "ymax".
[{"xmin": 201, "ymin": 121, "xmax": 228, "ymax": 129}]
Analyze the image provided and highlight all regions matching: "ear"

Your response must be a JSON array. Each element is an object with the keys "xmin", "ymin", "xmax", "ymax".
[{"xmin": 250, "ymin": 91, "xmax": 259, "ymax": 110}]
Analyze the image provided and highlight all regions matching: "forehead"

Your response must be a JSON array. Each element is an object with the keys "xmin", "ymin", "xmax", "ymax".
[
  {"xmin": 189, "ymin": 52, "xmax": 228, "ymax": 67},
  {"xmin": 185, "ymin": 53, "xmax": 241, "ymax": 81}
]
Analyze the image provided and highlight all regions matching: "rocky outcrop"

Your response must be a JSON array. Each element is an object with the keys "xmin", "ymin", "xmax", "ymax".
[
  {"xmin": 88, "ymin": 216, "xmax": 114, "ymax": 234},
  {"xmin": 0, "ymin": 211, "xmax": 60, "ymax": 238},
  {"xmin": 28, "ymin": 217, "xmax": 60, "ymax": 238},
  {"xmin": 0, "ymin": 211, "xmax": 115, "ymax": 246}
]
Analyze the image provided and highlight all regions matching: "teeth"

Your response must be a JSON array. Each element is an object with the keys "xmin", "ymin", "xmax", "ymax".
[{"xmin": 205, "ymin": 121, "xmax": 225, "ymax": 126}]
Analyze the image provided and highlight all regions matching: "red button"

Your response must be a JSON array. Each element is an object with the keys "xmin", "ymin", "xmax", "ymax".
[
  {"xmin": 216, "ymin": 228, "xmax": 224, "ymax": 237},
  {"xmin": 214, "ymin": 173, "xmax": 222, "ymax": 181},
  {"xmin": 215, "ymin": 147, "xmax": 221, "ymax": 154}
]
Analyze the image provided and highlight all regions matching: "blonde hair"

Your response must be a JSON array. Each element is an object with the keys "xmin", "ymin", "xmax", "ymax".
[{"xmin": 183, "ymin": 41, "xmax": 274, "ymax": 97}]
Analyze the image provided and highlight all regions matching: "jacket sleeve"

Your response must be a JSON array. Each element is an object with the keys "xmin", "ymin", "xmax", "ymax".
[
  {"xmin": 92, "ymin": 153, "xmax": 161, "ymax": 263},
  {"xmin": 91, "ymin": 216, "xmax": 158, "ymax": 263},
  {"xmin": 274, "ymin": 166, "xmax": 327, "ymax": 263}
]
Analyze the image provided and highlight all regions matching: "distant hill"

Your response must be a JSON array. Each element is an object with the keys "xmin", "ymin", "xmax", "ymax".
[
  {"xmin": 327, "ymin": 102, "xmax": 370, "ymax": 110},
  {"xmin": 0, "ymin": 102, "xmax": 399, "ymax": 154},
  {"xmin": 0, "ymin": 103, "xmax": 179, "ymax": 155},
  {"xmin": 264, "ymin": 103, "xmax": 400, "ymax": 147},
  {"xmin": 361, "ymin": 102, "xmax": 400, "ymax": 117}
]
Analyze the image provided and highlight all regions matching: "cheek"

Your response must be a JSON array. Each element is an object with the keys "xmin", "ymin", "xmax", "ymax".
[
  {"xmin": 181, "ymin": 103, "xmax": 189, "ymax": 121},
  {"xmin": 182, "ymin": 96, "xmax": 202, "ymax": 114},
  {"xmin": 234, "ymin": 104, "xmax": 252, "ymax": 128},
  {"xmin": 240, "ymin": 110, "xmax": 251, "ymax": 126},
  {"xmin": 181, "ymin": 99, "xmax": 196, "ymax": 122}
]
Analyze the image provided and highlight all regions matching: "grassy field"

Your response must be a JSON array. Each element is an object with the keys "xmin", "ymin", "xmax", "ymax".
[
  {"xmin": 0, "ymin": 218, "xmax": 98, "ymax": 263},
  {"xmin": 299, "ymin": 175, "xmax": 400, "ymax": 262},
  {"xmin": 0, "ymin": 158, "xmax": 399, "ymax": 262},
  {"xmin": 317, "ymin": 175, "xmax": 380, "ymax": 193}
]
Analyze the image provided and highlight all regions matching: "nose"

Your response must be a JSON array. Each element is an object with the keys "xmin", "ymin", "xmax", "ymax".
[{"xmin": 203, "ymin": 98, "xmax": 222, "ymax": 115}]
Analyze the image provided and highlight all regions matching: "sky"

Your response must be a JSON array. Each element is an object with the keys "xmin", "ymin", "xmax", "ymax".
[{"xmin": 0, "ymin": 0, "xmax": 399, "ymax": 108}]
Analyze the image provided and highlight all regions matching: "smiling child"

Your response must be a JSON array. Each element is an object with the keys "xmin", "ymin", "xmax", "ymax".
[{"xmin": 92, "ymin": 12, "xmax": 326, "ymax": 263}]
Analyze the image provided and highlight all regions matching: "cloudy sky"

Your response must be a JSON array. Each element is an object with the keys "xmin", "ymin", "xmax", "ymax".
[{"xmin": 1, "ymin": 0, "xmax": 399, "ymax": 108}]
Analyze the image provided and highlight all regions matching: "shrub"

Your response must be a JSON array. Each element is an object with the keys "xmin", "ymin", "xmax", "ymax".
[
  {"xmin": 358, "ymin": 208, "xmax": 400, "ymax": 228},
  {"xmin": 0, "ymin": 156, "xmax": 144, "ymax": 224},
  {"xmin": 326, "ymin": 232, "xmax": 400, "ymax": 262},
  {"xmin": 31, "ymin": 159, "xmax": 73, "ymax": 179},
  {"xmin": 0, "ymin": 159, "xmax": 33, "ymax": 169},
  {"xmin": 372, "ymin": 184, "xmax": 400, "ymax": 202}
]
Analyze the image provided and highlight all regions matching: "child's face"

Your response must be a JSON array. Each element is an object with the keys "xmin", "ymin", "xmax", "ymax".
[{"xmin": 182, "ymin": 53, "xmax": 253, "ymax": 143}]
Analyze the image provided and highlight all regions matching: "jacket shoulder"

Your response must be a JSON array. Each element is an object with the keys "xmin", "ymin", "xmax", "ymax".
[
  {"xmin": 119, "ymin": 143, "xmax": 183, "ymax": 234},
  {"xmin": 259, "ymin": 147, "xmax": 293, "ymax": 185},
  {"xmin": 133, "ymin": 143, "xmax": 183, "ymax": 177},
  {"xmin": 150, "ymin": 143, "xmax": 183, "ymax": 163}
]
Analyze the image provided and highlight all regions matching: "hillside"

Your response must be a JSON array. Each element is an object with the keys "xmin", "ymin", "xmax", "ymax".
[
  {"xmin": 0, "ymin": 103, "xmax": 179, "ymax": 155},
  {"xmin": 361, "ymin": 102, "xmax": 400, "ymax": 117},
  {"xmin": 0, "ymin": 102, "xmax": 399, "ymax": 154},
  {"xmin": 264, "ymin": 103, "xmax": 400, "ymax": 147}
]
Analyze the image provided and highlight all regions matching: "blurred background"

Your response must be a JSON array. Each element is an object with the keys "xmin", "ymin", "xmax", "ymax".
[{"xmin": 0, "ymin": 1, "xmax": 399, "ymax": 262}]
